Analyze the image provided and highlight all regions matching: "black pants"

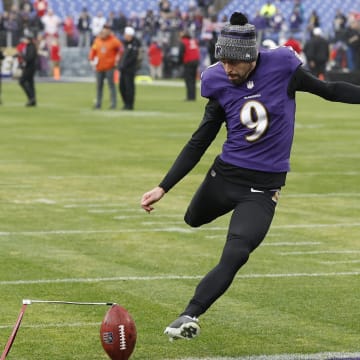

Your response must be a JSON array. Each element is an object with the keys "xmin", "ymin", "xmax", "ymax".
[
  {"xmin": 183, "ymin": 61, "xmax": 198, "ymax": 100},
  {"xmin": 119, "ymin": 70, "xmax": 136, "ymax": 109},
  {"xmin": 19, "ymin": 68, "xmax": 36, "ymax": 102},
  {"xmin": 181, "ymin": 166, "xmax": 279, "ymax": 317}
]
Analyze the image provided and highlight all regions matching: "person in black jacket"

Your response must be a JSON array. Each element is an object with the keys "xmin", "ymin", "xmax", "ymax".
[
  {"xmin": 19, "ymin": 31, "xmax": 38, "ymax": 106},
  {"xmin": 118, "ymin": 26, "xmax": 141, "ymax": 110},
  {"xmin": 303, "ymin": 27, "xmax": 329, "ymax": 79},
  {"xmin": 0, "ymin": 49, "xmax": 4, "ymax": 104}
]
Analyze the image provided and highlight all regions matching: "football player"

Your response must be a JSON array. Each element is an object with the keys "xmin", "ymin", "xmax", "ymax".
[{"xmin": 141, "ymin": 12, "xmax": 360, "ymax": 340}]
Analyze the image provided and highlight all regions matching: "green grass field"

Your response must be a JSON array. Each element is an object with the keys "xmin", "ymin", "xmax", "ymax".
[{"xmin": 0, "ymin": 79, "xmax": 359, "ymax": 360}]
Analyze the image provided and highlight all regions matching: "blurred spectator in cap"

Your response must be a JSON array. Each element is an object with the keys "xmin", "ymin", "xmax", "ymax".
[
  {"xmin": 118, "ymin": 26, "xmax": 141, "ymax": 110},
  {"xmin": 18, "ymin": 30, "xmax": 38, "ymax": 106},
  {"xmin": 304, "ymin": 27, "xmax": 329, "ymax": 79}
]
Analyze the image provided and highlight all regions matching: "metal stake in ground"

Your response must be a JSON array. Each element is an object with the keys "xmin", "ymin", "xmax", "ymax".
[
  {"xmin": 22, "ymin": 299, "xmax": 116, "ymax": 306},
  {"xmin": 0, "ymin": 300, "xmax": 115, "ymax": 360},
  {"xmin": 0, "ymin": 303, "xmax": 28, "ymax": 360}
]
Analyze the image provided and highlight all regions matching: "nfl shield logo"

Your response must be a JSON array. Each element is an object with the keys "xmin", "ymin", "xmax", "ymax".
[
  {"xmin": 247, "ymin": 81, "xmax": 254, "ymax": 89},
  {"xmin": 102, "ymin": 332, "xmax": 114, "ymax": 344}
]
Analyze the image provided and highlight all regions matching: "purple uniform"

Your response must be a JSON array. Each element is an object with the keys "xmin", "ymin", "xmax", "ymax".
[{"xmin": 201, "ymin": 46, "xmax": 302, "ymax": 172}]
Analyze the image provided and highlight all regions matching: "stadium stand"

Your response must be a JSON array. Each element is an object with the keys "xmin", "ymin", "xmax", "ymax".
[
  {"xmin": 219, "ymin": 0, "xmax": 360, "ymax": 37},
  {"xmin": 47, "ymin": 0, "xmax": 194, "ymax": 18},
  {"xmin": 41, "ymin": 0, "xmax": 360, "ymax": 44}
]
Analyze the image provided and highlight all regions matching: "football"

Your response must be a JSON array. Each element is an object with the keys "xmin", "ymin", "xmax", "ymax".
[{"xmin": 100, "ymin": 304, "xmax": 137, "ymax": 360}]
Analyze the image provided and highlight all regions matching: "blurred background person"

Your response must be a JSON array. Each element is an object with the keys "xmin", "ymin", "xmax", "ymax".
[
  {"xmin": 36, "ymin": 32, "xmax": 49, "ymax": 76},
  {"xmin": 304, "ymin": 27, "xmax": 329, "ymax": 79},
  {"xmin": 148, "ymin": 38, "xmax": 163, "ymax": 79},
  {"xmin": 63, "ymin": 14, "xmax": 77, "ymax": 47},
  {"xmin": 345, "ymin": 17, "xmax": 360, "ymax": 72},
  {"xmin": 178, "ymin": 29, "xmax": 200, "ymax": 101},
  {"xmin": 77, "ymin": 7, "xmax": 91, "ymax": 48},
  {"xmin": 89, "ymin": 24, "xmax": 123, "ymax": 110},
  {"xmin": 18, "ymin": 31, "xmax": 37, "ymax": 106},
  {"xmin": 49, "ymin": 36, "xmax": 61, "ymax": 79},
  {"xmin": 41, "ymin": 8, "xmax": 61, "ymax": 49},
  {"xmin": 90, "ymin": 11, "xmax": 106, "ymax": 44},
  {"xmin": 118, "ymin": 26, "xmax": 141, "ymax": 110},
  {"xmin": 207, "ymin": 30, "xmax": 218, "ymax": 65}
]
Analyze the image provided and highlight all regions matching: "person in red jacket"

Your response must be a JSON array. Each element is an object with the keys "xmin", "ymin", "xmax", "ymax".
[
  {"xmin": 49, "ymin": 37, "xmax": 61, "ymax": 79},
  {"xmin": 179, "ymin": 30, "xmax": 200, "ymax": 101},
  {"xmin": 148, "ymin": 39, "xmax": 163, "ymax": 79}
]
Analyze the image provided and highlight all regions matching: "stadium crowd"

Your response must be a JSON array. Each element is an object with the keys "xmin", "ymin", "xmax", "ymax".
[{"xmin": 0, "ymin": 0, "xmax": 360, "ymax": 78}]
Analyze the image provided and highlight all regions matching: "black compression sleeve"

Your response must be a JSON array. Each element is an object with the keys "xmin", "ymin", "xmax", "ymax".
[
  {"xmin": 288, "ymin": 66, "xmax": 360, "ymax": 103},
  {"xmin": 159, "ymin": 99, "xmax": 225, "ymax": 192}
]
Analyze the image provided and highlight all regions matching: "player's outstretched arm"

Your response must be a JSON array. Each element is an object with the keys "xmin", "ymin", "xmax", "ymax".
[
  {"xmin": 289, "ymin": 66, "xmax": 360, "ymax": 104},
  {"xmin": 141, "ymin": 186, "xmax": 165, "ymax": 213}
]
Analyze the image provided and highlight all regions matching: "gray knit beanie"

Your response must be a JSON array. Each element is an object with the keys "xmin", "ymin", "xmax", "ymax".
[{"xmin": 215, "ymin": 12, "xmax": 258, "ymax": 62}]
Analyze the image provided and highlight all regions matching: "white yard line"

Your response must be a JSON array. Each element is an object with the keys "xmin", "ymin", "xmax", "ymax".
[
  {"xmin": 279, "ymin": 250, "xmax": 360, "ymax": 255},
  {"xmin": 319, "ymin": 260, "xmax": 360, "ymax": 264},
  {"xmin": 0, "ymin": 222, "xmax": 360, "ymax": 237},
  {"xmin": 165, "ymin": 353, "xmax": 360, "ymax": 360},
  {"xmin": 0, "ymin": 322, "xmax": 100, "ymax": 330},
  {"xmin": 0, "ymin": 271, "xmax": 359, "ymax": 286}
]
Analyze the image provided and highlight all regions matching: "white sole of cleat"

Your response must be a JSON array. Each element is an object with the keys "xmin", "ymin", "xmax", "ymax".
[{"xmin": 164, "ymin": 321, "xmax": 201, "ymax": 341}]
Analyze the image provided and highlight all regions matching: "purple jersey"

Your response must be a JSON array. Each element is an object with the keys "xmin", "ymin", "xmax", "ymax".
[{"xmin": 201, "ymin": 46, "xmax": 302, "ymax": 172}]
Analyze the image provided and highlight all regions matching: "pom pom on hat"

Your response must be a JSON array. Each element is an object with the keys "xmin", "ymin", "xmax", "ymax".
[{"xmin": 215, "ymin": 12, "xmax": 258, "ymax": 62}]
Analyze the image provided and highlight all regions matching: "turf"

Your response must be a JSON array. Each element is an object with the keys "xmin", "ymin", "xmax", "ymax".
[{"xmin": 0, "ymin": 79, "xmax": 359, "ymax": 360}]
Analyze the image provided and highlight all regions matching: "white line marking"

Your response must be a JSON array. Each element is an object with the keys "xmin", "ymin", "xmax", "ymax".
[
  {"xmin": 0, "ymin": 322, "xmax": 100, "ymax": 330},
  {"xmin": 319, "ymin": 260, "xmax": 360, "ymax": 265},
  {"xmin": 272, "ymin": 223, "xmax": 360, "ymax": 229},
  {"xmin": 0, "ymin": 272, "xmax": 359, "ymax": 286},
  {"xmin": 0, "ymin": 223, "xmax": 359, "ymax": 237},
  {"xmin": 166, "ymin": 353, "xmax": 360, "ymax": 360},
  {"xmin": 283, "ymin": 192, "xmax": 360, "ymax": 198},
  {"xmin": 279, "ymin": 250, "xmax": 360, "ymax": 255},
  {"xmin": 204, "ymin": 237, "xmax": 323, "ymax": 247},
  {"xmin": 88, "ymin": 209, "xmax": 119, "ymax": 213},
  {"xmin": 263, "ymin": 241, "xmax": 323, "ymax": 247}
]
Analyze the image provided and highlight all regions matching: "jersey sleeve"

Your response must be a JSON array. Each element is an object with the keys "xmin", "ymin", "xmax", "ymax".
[
  {"xmin": 201, "ymin": 63, "xmax": 222, "ymax": 99},
  {"xmin": 289, "ymin": 65, "xmax": 360, "ymax": 103},
  {"xmin": 279, "ymin": 45, "xmax": 303, "ymax": 75}
]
